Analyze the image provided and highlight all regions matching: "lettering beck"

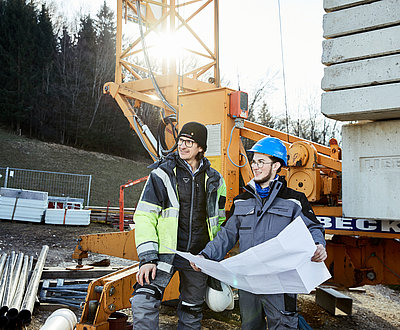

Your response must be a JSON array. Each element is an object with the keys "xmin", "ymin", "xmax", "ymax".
[
  {"xmin": 336, "ymin": 218, "xmax": 353, "ymax": 229},
  {"xmin": 317, "ymin": 217, "xmax": 400, "ymax": 233},
  {"xmin": 317, "ymin": 217, "xmax": 332, "ymax": 229},
  {"xmin": 381, "ymin": 221, "xmax": 400, "ymax": 233},
  {"xmin": 355, "ymin": 219, "xmax": 377, "ymax": 231}
]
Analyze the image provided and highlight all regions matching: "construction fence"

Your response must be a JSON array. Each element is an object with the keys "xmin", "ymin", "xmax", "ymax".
[{"xmin": 0, "ymin": 167, "xmax": 92, "ymax": 206}]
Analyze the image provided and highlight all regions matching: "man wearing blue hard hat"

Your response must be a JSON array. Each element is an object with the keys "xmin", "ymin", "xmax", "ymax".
[{"xmin": 192, "ymin": 136, "xmax": 327, "ymax": 330}]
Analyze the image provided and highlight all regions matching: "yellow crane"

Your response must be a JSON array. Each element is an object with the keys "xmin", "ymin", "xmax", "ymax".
[{"xmin": 72, "ymin": 1, "xmax": 400, "ymax": 329}]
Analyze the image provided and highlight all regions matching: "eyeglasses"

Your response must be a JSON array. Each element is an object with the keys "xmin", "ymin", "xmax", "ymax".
[
  {"xmin": 250, "ymin": 160, "xmax": 273, "ymax": 169},
  {"xmin": 177, "ymin": 138, "xmax": 194, "ymax": 148}
]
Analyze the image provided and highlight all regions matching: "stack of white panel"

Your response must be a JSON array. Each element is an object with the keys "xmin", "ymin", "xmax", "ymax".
[
  {"xmin": 44, "ymin": 209, "xmax": 91, "ymax": 225},
  {"xmin": 0, "ymin": 188, "xmax": 47, "ymax": 223}
]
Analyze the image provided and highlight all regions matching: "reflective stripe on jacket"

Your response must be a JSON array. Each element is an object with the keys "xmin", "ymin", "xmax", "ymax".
[{"xmin": 134, "ymin": 152, "xmax": 226, "ymax": 265}]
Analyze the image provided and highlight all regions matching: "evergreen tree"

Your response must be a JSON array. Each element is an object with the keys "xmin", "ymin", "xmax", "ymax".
[
  {"xmin": 82, "ymin": 2, "xmax": 148, "ymax": 159},
  {"xmin": 0, "ymin": 0, "xmax": 39, "ymax": 132},
  {"xmin": 71, "ymin": 14, "xmax": 97, "ymax": 146},
  {"xmin": 37, "ymin": 4, "xmax": 56, "ymax": 93},
  {"xmin": 32, "ymin": 4, "xmax": 56, "ymax": 138},
  {"xmin": 53, "ymin": 26, "xmax": 77, "ymax": 144},
  {"xmin": 257, "ymin": 102, "xmax": 274, "ymax": 128}
]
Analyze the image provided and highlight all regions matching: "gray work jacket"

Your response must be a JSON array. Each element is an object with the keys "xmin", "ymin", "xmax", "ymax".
[{"xmin": 201, "ymin": 177, "xmax": 326, "ymax": 261}]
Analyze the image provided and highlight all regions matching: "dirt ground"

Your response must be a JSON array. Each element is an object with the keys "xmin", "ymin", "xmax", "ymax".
[{"xmin": 1, "ymin": 220, "xmax": 399, "ymax": 329}]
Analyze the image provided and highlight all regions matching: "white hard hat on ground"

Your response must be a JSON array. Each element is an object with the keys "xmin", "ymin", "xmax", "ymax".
[{"xmin": 205, "ymin": 281, "xmax": 234, "ymax": 312}]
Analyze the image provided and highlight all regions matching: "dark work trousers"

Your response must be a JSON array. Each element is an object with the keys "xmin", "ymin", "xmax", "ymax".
[
  {"xmin": 131, "ymin": 257, "xmax": 208, "ymax": 330},
  {"xmin": 238, "ymin": 290, "xmax": 299, "ymax": 330}
]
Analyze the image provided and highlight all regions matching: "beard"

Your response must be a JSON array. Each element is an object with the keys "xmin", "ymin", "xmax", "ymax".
[{"xmin": 254, "ymin": 170, "xmax": 273, "ymax": 186}]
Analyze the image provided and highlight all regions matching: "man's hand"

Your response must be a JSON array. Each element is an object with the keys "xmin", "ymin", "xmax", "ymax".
[
  {"xmin": 190, "ymin": 255, "xmax": 205, "ymax": 272},
  {"xmin": 311, "ymin": 244, "xmax": 327, "ymax": 262},
  {"xmin": 136, "ymin": 263, "xmax": 157, "ymax": 286}
]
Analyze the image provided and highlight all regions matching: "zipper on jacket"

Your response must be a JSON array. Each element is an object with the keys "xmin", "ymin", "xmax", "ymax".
[
  {"xmin": 244, "ymin": 182, "xmax": 282, "ymax": 219},
  {"xmin": 243, "ymin": 186, "xmax": 263, "ymax": 208},
  {"xmin": 205, "ymin": 174, "xmax": 217, "ymax": 239},
  {"xmin": 186, "ymin": 175, "xmax": 195, "ymax": 251}
]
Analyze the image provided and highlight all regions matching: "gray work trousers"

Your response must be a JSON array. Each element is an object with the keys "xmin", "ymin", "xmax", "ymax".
[
  {"xmin": 131, "ymin": 259, "xmax": 208, "ymax": 330},
  {"xmin": 238, "ymin": 290, "xmax": 298, "ymax": 330}
]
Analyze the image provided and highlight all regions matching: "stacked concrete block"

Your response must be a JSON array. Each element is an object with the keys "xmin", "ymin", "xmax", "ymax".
[
  {"xmin": 321, "ymin": 0, "xmax": 400, "ymax": 219},
  {"xmin": 322, "ymin": 0, "xmax": 400, "ymax": 120}
]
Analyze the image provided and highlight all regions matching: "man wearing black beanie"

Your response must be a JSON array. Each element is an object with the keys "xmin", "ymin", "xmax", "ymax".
[{"xmin": 131, "ymin": 121, "xmax": 227, "ymax": 329}]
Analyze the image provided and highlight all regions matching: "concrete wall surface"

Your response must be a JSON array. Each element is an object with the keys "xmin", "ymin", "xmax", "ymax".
[
  {"xmin": 321, "ymin": 83, "xmax": 400, "ymax": 121},
  {"xmin": 342, "ymin": 120, "xmax": 400, "ymax": 220},
  {"xmin": 324, "ymin": 0, "xmax": 377, "ymax": 12},
  {"xmin": 322, "ymin": 25, "xmax": 400, "ymax": 65},
  {"xmin": 322, "ymin": 54, "xmax": 400, "ymax": 91},
  {"xmin": 323, "ymin": 0, "xmax": 400, "ymax": 38}
]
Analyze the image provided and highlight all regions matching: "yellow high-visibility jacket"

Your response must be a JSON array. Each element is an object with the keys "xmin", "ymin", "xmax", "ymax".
[{"xmin": 134, "ymin": 152, "xmax": 226, "ymax": 268}]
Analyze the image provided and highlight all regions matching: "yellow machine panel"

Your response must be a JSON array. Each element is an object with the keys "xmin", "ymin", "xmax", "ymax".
[{"xmin": 179, "ymin": 88, "xmax": 240, "ymax": 207}]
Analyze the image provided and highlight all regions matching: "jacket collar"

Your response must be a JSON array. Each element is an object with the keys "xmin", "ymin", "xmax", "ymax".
[
  {"xmin": 149, "ymin": 152, "xmax": 211, "ymax": 176},
  {"xmin": 245, "ymin": 175, "xmax": 286, "ymax": 197}
]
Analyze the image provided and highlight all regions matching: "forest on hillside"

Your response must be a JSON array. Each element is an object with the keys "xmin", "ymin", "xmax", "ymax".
[
  {"xmin": 0, "ymin": 0, "xmax": 151, "ymax": 159},
  {"xmin": 0, "ymin": 0, "xmax": 339, "ymax": 161}
]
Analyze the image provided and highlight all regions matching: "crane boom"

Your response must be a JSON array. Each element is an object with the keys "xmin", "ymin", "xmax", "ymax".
[
  {"xmin": 74, "ymin": 1, "xmax": 400, "ymax": 328},
  {"xmin": 101, "ymin": 0, "xmax": 400, "ymax": 288}
]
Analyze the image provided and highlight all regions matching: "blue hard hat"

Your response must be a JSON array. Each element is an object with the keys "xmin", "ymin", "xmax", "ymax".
[{"xmin": 248, "ymin": 137, "xmax": 287, "ymax": 166}]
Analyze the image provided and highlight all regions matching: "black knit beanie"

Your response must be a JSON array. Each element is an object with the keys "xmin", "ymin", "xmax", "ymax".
[{"xmin": 177, "ymin": 122, "xmax": 207, "ymax": 152}]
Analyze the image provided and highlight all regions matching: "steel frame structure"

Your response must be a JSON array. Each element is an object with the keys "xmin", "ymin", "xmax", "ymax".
[{"xmin": 104, "ymin": 0, "xmax": 221, "ymax": 160}]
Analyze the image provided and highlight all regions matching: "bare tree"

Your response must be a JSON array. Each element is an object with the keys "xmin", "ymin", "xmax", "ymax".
[
  {"xmin": 247, "ymin": 70, "xmax": 279, "ymax": 122},
  {"xmin": 88, "ymin": 2, "xmax": 116, "ymax": 130}
]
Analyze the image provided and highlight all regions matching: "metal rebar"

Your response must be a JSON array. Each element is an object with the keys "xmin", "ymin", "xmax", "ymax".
[
  {"xmin": 18, "ymin": 245, "xmax": 49, "ymax": 324},
  {"xmin": 47, "ymin": 284, "xmax": 89, "ymax": 291},
  {"xmin": 8, "ymin": 255, "xmax": 29, "ymax": 315},
  {"xmin": 0, "ymin": 254, "xmax": 7, "ymax": 278},
  {"xmin": 2, "ymin": 251, "xmax": 18, "ymax": 308},
  {"xmin": 9, "ymin": 253, "xmax": 24, "ymax": 304},
  {"xmin": 40, "ymin": 296, "xmax": 82, "ymax": 309},
  {"xmin": 27, "ymin": 255, "xmax": 34, "ymax": 284},
  {"xmin": 0, "ymin": 255, "xmax": 11, "ymax": 307},
  {"xmin": 0, "ymin": 253, "xmax": 8, "ymax": 306}
]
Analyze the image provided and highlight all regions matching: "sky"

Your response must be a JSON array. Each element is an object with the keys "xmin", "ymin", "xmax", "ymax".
[
  {"xmin": 219, "ymin": 0, "xmax": 325, "ymax": 117},
  {"xmin": 51, "ymin": 0, "xmax": 325, "ymax": 119}
]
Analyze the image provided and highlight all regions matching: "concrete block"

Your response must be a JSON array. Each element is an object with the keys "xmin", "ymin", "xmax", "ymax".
[
  {"xmin": 323, "ymin": 0, "xmax": 400, "ymax": 38},
  {"xmin": 342, "ymin": 120, "xmax": 400, "ymax": 220},
  {"xmin": 321, "ymin": 83, "xmax": 400, "ymax": 121},
  {"xmin": 324, "ymin": 0, "xmax": 376, "ymax": 13},
  {"xmin": 322, "ymin": 54, "xmax": 400, "ymax": 91},
  {"xmin": 322, "ymin": 25, "xmax": 400, "ymax": 65}
]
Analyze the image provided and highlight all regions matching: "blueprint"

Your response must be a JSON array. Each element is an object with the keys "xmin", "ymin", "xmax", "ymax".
[{"xmin": 173, "ymin": 217, "xmax": 331, "ymax": 294}]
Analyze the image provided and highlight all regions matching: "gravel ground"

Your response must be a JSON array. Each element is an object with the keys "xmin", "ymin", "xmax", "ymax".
[
  {"xmin": 298, "ymin": 285, "xmax": 400, "ymax": 329},
  {"xmin": 0, "ymin": 220, "xmax": 399, "ymax": 329}
]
